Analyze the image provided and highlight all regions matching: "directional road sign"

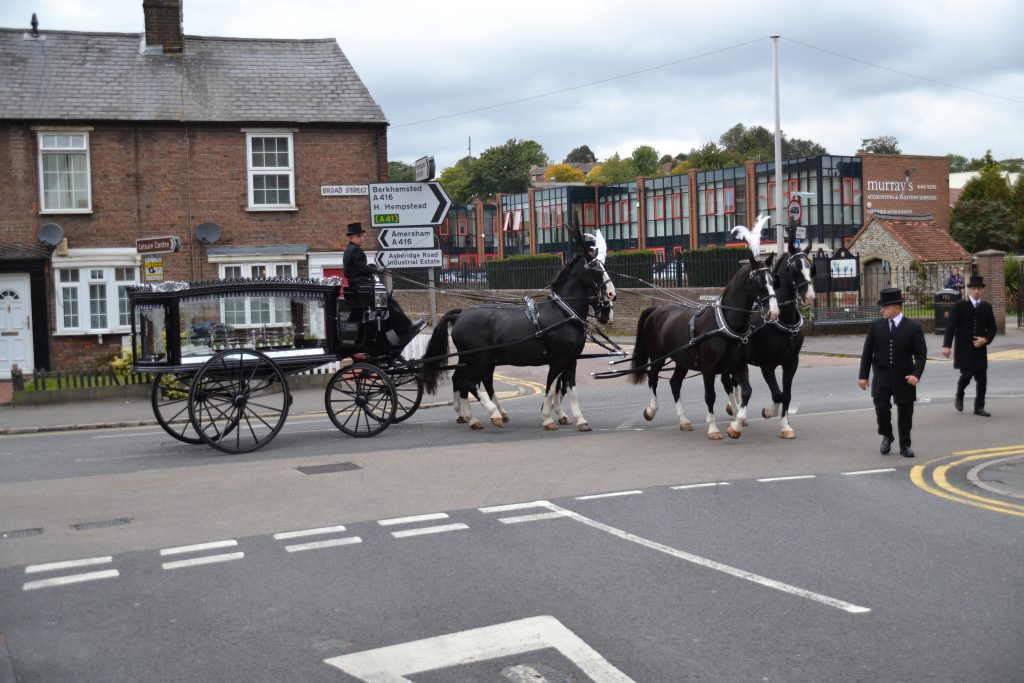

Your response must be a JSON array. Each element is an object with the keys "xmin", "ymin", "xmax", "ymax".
[
  {"xmin": 368, "ymin": 182, "xmax": 452, "ymax": 228},
  {"xmin": 378, "ymin": 227, "xmax": 435, "ymax": 250},
  {"xmin": 374, "ymin": 249, "xmax": 443, "ymax": 269}
]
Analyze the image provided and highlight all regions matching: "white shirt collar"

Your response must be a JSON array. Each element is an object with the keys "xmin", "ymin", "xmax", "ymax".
[
  {"xmin": 891, "ymin": 313, "xmax": 904, "ymax": 327},
  {"xmin": 969, "ymin": 296, "xmax": 981, "ymax": 307}
]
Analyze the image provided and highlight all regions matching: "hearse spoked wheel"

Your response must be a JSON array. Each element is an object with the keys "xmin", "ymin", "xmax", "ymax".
[
  {"xmin": 325, "ymin": 362, "xmax": 397, "ymax": 437},
  {"xmin": 151, "ymin": 372, "xmax": 203, "ymax": 444},
  {"xmin": 188, "ymin": 349, "xmax": 290, "ymax": 454},
  {"xmin": 385, "ymin": 357, "xmax": 423, "ymax": 424}
]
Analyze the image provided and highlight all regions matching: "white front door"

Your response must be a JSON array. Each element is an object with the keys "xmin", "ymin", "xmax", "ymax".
[{"xmin": 0, "ymin": 274, "xmax": 34, "ymax": 379}]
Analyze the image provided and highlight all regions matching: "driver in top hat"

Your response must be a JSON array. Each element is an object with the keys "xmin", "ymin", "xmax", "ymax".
[
  {"xmin": 858, "ymin": 287, "xmax": 927, "ymax": 458},
  {"xmin": 343, "ymin": 222, "xmax": 425, "ymax": 347},
  {"xmin": 942, "ymin": 274, "xmax": 997, "ymax": 416}
]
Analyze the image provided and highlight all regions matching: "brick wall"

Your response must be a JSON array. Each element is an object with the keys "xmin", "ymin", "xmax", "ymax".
[{"xmin": 975, "ymin": 250, "xmax": 1006, "ymax": 333}]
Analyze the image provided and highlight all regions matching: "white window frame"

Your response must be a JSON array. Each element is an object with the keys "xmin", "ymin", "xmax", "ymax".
[
  {"xmin": 53, "ymin": 249, "xmax": 140, "ymax": 335},
  {"xmin": 246, "ymin": 131, "xmax": 295, "ymax": 211},
  {"xmin": 217, "ymin": 261, "xmax": 297, "ymax": 327},
  {"xmin": 38, "ymin": 130, "xmax": 92, "ymax": 213}
]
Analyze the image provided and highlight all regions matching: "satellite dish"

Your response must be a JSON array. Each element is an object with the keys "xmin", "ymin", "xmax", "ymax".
[
  {"xmin": 194, "ymin": 222, "xmax": 222, "ymax": 245},
  {"xmin": 37, "ymin": 223, "xmax": 65, "ymax": 246}
]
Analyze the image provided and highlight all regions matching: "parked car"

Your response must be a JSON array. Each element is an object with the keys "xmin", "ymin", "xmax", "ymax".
[{"xmin": 653, "ymin": 261, "xmax": 687, "ymax": 286}]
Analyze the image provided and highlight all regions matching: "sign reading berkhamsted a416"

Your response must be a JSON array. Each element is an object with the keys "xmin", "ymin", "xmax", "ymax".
[
  {"xmin": 136, "ymin": 236, "xmax": 180, "ymax": 255},
  {"xmin": 368, "ymin": 182, "xmax": 452, "ymax": 228}
]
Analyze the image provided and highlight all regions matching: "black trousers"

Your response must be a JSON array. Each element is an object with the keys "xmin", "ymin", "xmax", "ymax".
[
  {"xmin": 873, "ymin": 392, "xmax": 914, "ymax": 450},
  {"xmin": 387, "ymin": 296, "xmax": 412, "ymax": 335},
  {"xmin": 956, "ymin": 370, "xmax": 987, "ymax": 410}
]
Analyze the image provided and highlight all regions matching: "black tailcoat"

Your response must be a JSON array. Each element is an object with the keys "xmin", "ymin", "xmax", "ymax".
[
  {"xmin": 859, "ymin": 317, "xmax": 928, "ymax": 403},
  {"xmin": 942, "ymin": 299, "xmax": 997, "ymax": 371},
  {"xmin": 343, "ymin": 241, "xmax": 378, "ymax": 289}
]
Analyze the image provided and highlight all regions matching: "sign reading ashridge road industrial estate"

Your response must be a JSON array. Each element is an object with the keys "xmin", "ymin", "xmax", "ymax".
[
  {"xmin": 374, "ymin": 249, "xmax": 443, "ymax": 269},
  {"xmin": 368, "ymin": 182, "xmax": 452, "ymax": 228}
]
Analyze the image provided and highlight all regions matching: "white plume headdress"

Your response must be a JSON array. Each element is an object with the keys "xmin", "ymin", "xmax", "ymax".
[
  {"xmin": 730, "ymin": 213, "xmax": 770, "ymax": 255},
  {"xmin": 585, "ymin": 229, "xmax": 607, "ymax": 262}
]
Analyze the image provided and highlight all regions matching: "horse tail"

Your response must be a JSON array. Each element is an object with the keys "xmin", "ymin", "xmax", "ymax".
[
  {"xmin": 629, "ymin": 307, "xmax": 656, "ymax": 385},
  {"xmin": 421, "ymin": 309, "xmax": 462, "ymax": 394}
]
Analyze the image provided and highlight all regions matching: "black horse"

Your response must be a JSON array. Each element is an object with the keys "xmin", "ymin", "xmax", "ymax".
[
  {"xmin": 628, "ymin": 252, "xmax": 778, "ymax": 439},
  {"xmin": 421, "ymin": 229, "xmax": 615, "ymax": 431},
  {"xmin": 723, "ymin": 241, "xmax": 816, "ymax": 438}
]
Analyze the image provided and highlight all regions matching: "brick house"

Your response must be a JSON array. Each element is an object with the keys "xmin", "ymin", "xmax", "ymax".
[{"xmin": 0, "ymin": 0, "xmax": 387, "ymax": 377}]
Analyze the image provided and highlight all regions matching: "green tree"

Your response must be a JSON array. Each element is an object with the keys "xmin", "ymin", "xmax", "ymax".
[
  {"xmin": 1001, "ymin": 158, "xmax": 1024, "ymax": 173},
  {"xmin": 946, "ymin": 154, "xmax": 970, "ymax": 172},
  {"xmin": 468, "ymin": 139, "xmax": 548, "ymax": 197},
  {"xmin": 544, "ymin": 163, "xmax": 586, "ymax": 183},
  {"xmin": 438, "ymin": 156, "xmax": 475, "ymax": 203},
  {"xmin": 859, "ymin": 135, "xmax": 901, "ymax": 155},
  {"xmin": 716, "ymin": 123, "xmax": 827, "ymax": 161},
  {"xmin": 564, "ymin": 145, "xmax": 596, "ymax": 164},
  {"xmin": 959, "ymin": 151, "xmax": 1012, "ymax": 204},
  {"xmin": 585, "ymin": 153, "xmax": 637, "ymax": 185},
  {"xmin": 387, "ymin": 160, "xmax": 415, "ymax": 182},
  {"xmin": 951, "ymin": 199, "xmax": 1017, "ymax": 253},
  {"xmin": 784, "ymin": 136, "xmax": 828, "ymax": 158},
  {"xmin": 678, "ymin": 142, "xmax": 741, "ymax": 171},
  {"xmin": 630, "ymin": 145, "xmax": 661, "ymax": 177}
]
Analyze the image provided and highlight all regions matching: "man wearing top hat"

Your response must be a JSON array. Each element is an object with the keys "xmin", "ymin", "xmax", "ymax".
[
  {"xmin": 858, "ymin": 287, "xmax": 928, "ymax": 457},
  {"xmin": 941, "ymin": 274, "xmax": 997, "ymax": 416},
  {"xmin": 343, "ymin": 222, "xmax": 425, "ymax": 348}
]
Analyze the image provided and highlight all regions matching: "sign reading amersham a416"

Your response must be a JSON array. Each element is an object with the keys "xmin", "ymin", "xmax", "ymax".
[
  {"xmin": 378, "ymin": 228, "xmax": 434, "ymax": 250},
  {"xmin": 368, "ymin": 182, "xmax": 452, "ymax": 228},
  {"xmin": 136, "ymin": 236, "xmax": 180, "ymax": 255}
]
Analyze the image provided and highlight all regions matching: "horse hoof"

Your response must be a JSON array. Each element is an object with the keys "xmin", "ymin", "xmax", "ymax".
[
  {"xmin": 743, "ymin": 419, "xmax": 749, "ymax": 427},
  {"xmin": 680, "ymin": 422, "xmax": 693, "ymax": 431},
  {"xmin": 707, "ymin": 431, "xmax": 722, "ymax": 440},
  {"xmin": 725, "ymin": 403, "xmax": 734, "ymax": 416},
  {"xmin": 643, "ymin": 408, "xmax": 655, "ymax": 422},
  {"xmin": 544, "ymin": 422, "xmax": 559, "ymax": 431},
  {"xmin": 781, "ymin": 428, "xmax": 796, "ymax": 439},
  {"xmin": 501, "ymin": 414, "xmax": 510, "ymax": 423},
  {"xmin": 456, "ymin": 416, "xmax": 468, "ymax": 424},
  {"xmin": 727, "ymin": 425, "xmax": 741, "ymax": 439},
  {"xmin": 491, "ymin": 417, "xmax": 504, "ymax": 427},
  {"xmin": 470, "ymin": 421, "xmax": 485, "ymax": 430},
  {"xmin": 577, "ymin": 423, "xmax": 592, "ymax": 432},
  {"xmin": 762, "ymin": 408, "xmax": 770, "ymax": 419},
  {"xmin": 558, "ymin": 416, "xmax": 571, "ymax": 425}
]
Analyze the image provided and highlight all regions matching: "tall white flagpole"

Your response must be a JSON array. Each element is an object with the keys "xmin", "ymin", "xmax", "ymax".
[{"xmin": 771, "ymin": 35, "xmax": 784, "ymax": 255}]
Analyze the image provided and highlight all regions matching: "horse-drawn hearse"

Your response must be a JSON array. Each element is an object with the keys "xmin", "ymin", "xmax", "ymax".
[{"xmin": 128, "ymin": 275, "xmax": 423, "ymax": 453}]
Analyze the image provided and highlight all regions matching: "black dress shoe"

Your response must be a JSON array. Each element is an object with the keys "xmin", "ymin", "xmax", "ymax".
[
  {"xmin": 396, "ymin": 320, "xmax": 427, "ymax": 347},
  {"xmin": 880, "ymin": 436, "xmax": 893, "ymax": 455},
  {"xmin": 974, "ymin": 408, "xmax": 992, "ymax": 417},
  {"xmin": 900, "ymin": 447, "xmax": 915, "ymax": 458},
  {"xmin": 954, "ymin": 396, "xmax": 963, "ymax": 412}
]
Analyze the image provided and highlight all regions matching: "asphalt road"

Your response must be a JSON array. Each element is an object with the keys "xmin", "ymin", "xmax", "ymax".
[{"xmin": 2, "ymin": 355, "xmax": 1023, "ymax": 681}]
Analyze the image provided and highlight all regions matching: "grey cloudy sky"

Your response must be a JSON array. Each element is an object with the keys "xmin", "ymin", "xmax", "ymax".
[{"xmin": 3, "ymin": 0, "xmax": 1022, "ymax": 172}]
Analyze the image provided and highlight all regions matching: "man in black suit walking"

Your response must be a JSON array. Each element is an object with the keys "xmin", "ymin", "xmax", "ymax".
[
  {"xmin": 942, "ymin": 274, "xmax": 997, "ymax": 416},
  {"xmin": 858, "ymin": 288, "xmax": 928, "ymax": 457}
]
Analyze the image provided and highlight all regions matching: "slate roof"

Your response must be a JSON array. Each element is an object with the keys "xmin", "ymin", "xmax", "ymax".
[
  {"xmin": 0, "ymin": 243, "xmax": 52, "ymax": 261},
  {"xmin": 852, "ymin": 214, "xmax": 970, "ymax": 262},
  {"xmin": 0, "ymin": 29, "xmax": 387, "ymax": 124}
]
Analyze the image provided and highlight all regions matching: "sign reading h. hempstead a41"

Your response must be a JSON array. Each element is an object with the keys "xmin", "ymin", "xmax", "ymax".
[{"xmin": 368, "ymin": 182, "xmax": 452, "ymax": 228}]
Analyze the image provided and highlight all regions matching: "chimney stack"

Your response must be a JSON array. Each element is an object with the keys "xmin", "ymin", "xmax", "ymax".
[{"xmin": 143, "ymin": 0, "xmax": 183, "ymax": 54}]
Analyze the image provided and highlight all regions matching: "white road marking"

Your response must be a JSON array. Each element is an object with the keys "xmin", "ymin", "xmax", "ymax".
[
  {"xmin": 160, "ymin": 539, "xmax": 237, "ymax": 556},
  {"xmin": 842, "ymin": 468, "xmax": 897, "ymax": 476},
  {"xmin": 671, "ymin": 482, "xmax": 731, "ymax": 490},
  {"xmin": 498, "ymin": 511, "xmax": 570, "ymax": 525},
  {"xmin": 757, "ymin": 475, "xmax": 817, "ymax": 482},
  {"xmin": 378, "ymin": 512, "xmax": 449, "ymax": 526},
  {"xmin": 274, "ymin": 524, "xmax": 348, "ymax": 540},
  {"xmin": 391, "ymin": 523, "xmax": 469, "ymax": 538},
  {"xmin": 161, "ymin": 552, "xmax": 244, "ymax": 570},
  {"xmin": 576, "ymin": 490, "xmax": 643, "ymax": 500},
  {"xmin": 23, "ymin": 569, "xmax": 120, "ymax": 591},
  {"xmin": 479, "ymin": 501, "xmax": 550, "ymax": 514},
  {"xmin": 284, "ymin": 536, "xmax": 363, "ymax": 553},
  {"xmin": 541, "ymin": 501, "xmax": 870, "ymax": 614},
  {"xmin": 25, "ymin": 556, "xmax": 112, "ymax": 574},
  {"xmin": 324, "ymin": 615, "xmax": 636, "ymax": 682}
]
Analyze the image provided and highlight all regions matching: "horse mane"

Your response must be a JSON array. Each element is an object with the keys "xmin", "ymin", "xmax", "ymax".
[{"xmin": 549, "ymin": 253, "xmax": 584, "ymax": 290}]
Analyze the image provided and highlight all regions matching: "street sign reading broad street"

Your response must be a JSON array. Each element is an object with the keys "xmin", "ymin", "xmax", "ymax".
[
  {"xmin": 378, "ymin": 228, "xmax": 435, "ymax": 250},
  {"xmin": 368, "ymin": 182, "xmax": 452, "ymax": 228},
  {"xmin": 374, "ymin": 249, "xmax": 443, "ymax": 269}
]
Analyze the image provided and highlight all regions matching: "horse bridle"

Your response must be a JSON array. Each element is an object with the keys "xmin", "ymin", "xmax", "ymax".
[{"xmin": 584, "ymin": 254, "xmax": 614, "ymax": 320}]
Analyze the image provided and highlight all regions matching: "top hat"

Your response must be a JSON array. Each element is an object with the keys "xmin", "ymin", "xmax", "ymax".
[
  {"xmin": 877, "ymin": 287, "xmax": 905, "ymax": 306},
  {"xmin": 346, "ymin": 222, "xmax": 365, "ymax": 236},
  {"xmin": 966, "ymin": 275, "xmax": 986, "ymax": 288}
]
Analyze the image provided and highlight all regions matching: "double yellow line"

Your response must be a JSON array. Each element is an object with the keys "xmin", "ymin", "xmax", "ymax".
[{"xmin": 910, "ymin": 445, "xmax": 1024, "ymax": 517}]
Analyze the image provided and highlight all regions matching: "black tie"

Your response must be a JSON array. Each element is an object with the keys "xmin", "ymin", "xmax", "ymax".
[{"xmin": 890, "ymin": 320, "xmax": 896, "ymax": 335}]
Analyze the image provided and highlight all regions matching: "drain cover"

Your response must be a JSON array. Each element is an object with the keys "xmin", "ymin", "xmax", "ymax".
[
  {"xmin": 1, "ymin": 528, "xmax": 43, "ymax": 539},
  {"xmin": 297, "ymin": 462, "xmax": 362, "ymax": 475},
  {"xmin": 72, "ymin": 517, "xmax": 133, "ymax": 530}
]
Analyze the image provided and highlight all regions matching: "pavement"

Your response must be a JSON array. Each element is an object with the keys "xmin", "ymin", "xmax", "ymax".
[{"xmin": 2, "ymin": 320, "xmax": 1023, "ymax": 496}]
